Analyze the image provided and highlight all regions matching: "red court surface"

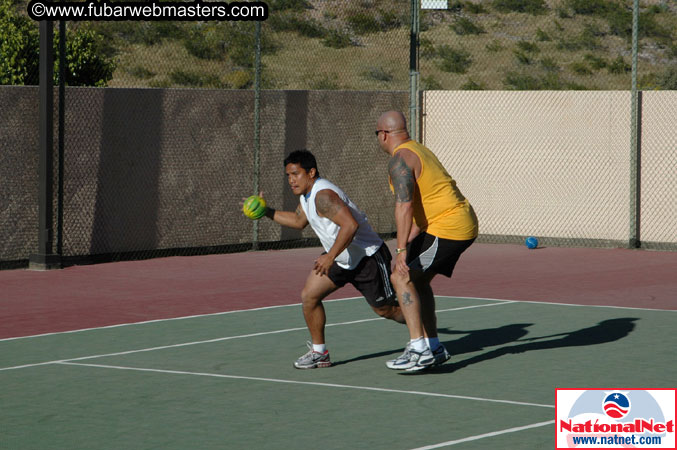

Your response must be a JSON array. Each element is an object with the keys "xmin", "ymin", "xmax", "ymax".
[{"xmin": 1, "ymin": 242, "xmax": 675, "ymax": 339}]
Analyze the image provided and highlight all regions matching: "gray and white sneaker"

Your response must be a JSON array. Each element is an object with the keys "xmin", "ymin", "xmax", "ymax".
[
  {"xmin": 386, "ymin": 343, "xmax": 434, "ymax": 371},
  {"xmin": 386, "ymin": 342, "xmax": 413, "ymax": 370},
  {"xmin": 293, "ymin": 342, "xmax": 331, "ymax": 369},
  {"xmin": 431, "ymin": 344, "xmax": 451, "ymax": 366}
]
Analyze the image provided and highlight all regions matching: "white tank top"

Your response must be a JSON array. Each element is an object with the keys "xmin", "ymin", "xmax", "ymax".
[{"xmin": 300, "ymin": 178, "xmax": 383, "ymax": 270}]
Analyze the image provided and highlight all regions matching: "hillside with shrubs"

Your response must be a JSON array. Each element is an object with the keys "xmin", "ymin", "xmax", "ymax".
[{"xmin": 3, "ymin": 0, "xmax": 676, "ymax": 90}]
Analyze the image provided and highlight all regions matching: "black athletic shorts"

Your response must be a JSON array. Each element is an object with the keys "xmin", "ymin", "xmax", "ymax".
[
  {"xmin": 407, "ymin": 232, "xmax": 475, "ymax": 278},
  {"xmin": 327, "ymin": 244, "xmax": 397, "ymax": 307}
]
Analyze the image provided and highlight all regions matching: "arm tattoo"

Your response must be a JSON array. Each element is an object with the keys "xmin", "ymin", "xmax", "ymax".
[
  {"xmin": 295, "ymin": 204, "xmax": 302, "ymax": 216},
  {"xmin": 315, "ymin": 191, "xmax": 343, "ymax": 219},
  {"xmin": 389, "ymin": 154, "xmax": 415, "ymax": 202},
  {"xmin": 401, "ymin": 292, "xmax": 413, "ymax": 306}
]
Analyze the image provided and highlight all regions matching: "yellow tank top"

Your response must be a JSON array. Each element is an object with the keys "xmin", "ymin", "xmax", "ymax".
[{"xmin": 390, "ymin": 140, "xmax": 478, "ymax": 240}]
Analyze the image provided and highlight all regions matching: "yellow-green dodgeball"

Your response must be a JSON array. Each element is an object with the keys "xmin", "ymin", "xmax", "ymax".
[{"xmin": 243, "ymin": 195, "xmax": 267, "ymax": 220}]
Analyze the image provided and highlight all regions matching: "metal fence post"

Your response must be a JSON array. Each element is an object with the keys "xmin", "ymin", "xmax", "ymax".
[
  {"xmin": 29, "ymin": 20, "xmax": 61, "ymax": 270},
  {"xmin": 252, "ymin": 21, "xmax": 262, "ymax": 251},
  {"xmin": 409, "ymin": 0, "xmax": 420, "ymax": 142},
  {"xmin": 629, "ymin": 0, "xmax": 640, "ymax": 249},
  {"xmin": 57, "ymin": 20, "xmax": 66, "ymax": 257}
]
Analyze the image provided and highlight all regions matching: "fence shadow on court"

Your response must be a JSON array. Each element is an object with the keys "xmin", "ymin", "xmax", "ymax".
[{"xmin": 427, "ymin": 317, "xmax": 639, "ymax": 375}]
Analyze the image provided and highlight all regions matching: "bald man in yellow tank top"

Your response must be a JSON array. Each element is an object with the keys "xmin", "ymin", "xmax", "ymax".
[{"xmin": 376, "ymin": 111, "xmax": 478, "ymax": 371}]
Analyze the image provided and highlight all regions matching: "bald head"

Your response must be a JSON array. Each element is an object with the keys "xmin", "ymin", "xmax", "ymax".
[
  {"xmin": 376, "ymin": 111, "xmax": 410, "ymax": 154},
  {"xmin": 377, "ymin": 111, "xmax": 408, "ymax": 132}
]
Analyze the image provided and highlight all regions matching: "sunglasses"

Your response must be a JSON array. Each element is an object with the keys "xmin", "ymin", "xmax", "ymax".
[{"xmin": 374, "ymin": 130, "xmax": 392, "ymax": 136}]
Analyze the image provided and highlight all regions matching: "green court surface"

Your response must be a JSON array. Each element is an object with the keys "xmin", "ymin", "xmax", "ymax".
[{"xmin": 1, "ymin": 297, "xmax": 675, "ymax": 449}]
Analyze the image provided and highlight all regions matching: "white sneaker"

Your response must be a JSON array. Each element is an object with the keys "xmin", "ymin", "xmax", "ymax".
[{"xmin": 386, "ymin": 343, "xmax": 434, "ymax": 371}]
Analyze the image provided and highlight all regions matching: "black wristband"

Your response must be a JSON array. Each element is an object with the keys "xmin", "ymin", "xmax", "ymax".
[{"xmin": 264, "ymin": 207, "xmax": 276, "ymax": 219}]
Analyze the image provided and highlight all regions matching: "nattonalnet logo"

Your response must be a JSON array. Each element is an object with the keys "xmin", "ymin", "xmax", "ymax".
[{"xmin": 556, "ymin": 389, "xmax": 676, "ymax": 449}]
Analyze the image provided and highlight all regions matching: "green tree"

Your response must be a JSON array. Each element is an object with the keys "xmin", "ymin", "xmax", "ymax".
[
  {"xmin": 0, "ymin": 0, "xmax": 39, "ymax": 84},
  {"xmin": 0, "ymin": 0, "xmax": 116, "ymax": 86},
  {"xmin": 58, "ymin": 27, "xmax": 116, "ymax": 87}
]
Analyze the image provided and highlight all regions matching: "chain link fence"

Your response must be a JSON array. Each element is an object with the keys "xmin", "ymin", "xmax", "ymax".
[
  {"xmin": 417, "ymin": 0, "xmax": 676, "ymax": 251},
  {"xmin": 0, "ymin": 87, "xmax": 39, "ymax": 267},
  {"xmin": 421, "ymin": 89, "xmax": 677, "ymax": 250},
  {"xmin": 1, "ymin": 0, "xmax": 411, "ymax": 267},
  {"xmin": 640, "ymin": 91, "xmax": 677, "ymax": 249},
  {"xmin": 422, "ymin": 90, "xmax": 634, "ymax": 248},
  {"xmin": 1, "ymin": 0, "xmax": 676, "ymax": 268}
]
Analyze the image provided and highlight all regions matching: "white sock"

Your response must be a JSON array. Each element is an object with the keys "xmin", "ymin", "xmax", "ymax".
[
  {"xmin": 426, "ymin": 337, "xmax": 440, "ymax": 350},
  {"xmin": 410, "ymin": 336, "xmax": 427, "ymax": 352},
  {"xmin": 313, "ymin": 343, "xmax": 326, "ymax": 353}
]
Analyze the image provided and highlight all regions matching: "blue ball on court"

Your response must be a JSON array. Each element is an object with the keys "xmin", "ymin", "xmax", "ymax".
[{"xmin": 525, "ymin": 236, "xmax": 538, "ymax": 249}]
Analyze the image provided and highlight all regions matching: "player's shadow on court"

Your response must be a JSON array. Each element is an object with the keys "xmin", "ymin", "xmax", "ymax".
[
  {"xmin": 427, "ymin": 317, "xmax": 639, "ymax": 375},
  {"xmin": 331, "ymin": 323, "xmax": 533, "ymax": 367},
  {"xmin": 437, "ymin": 323, "xmax": 533, "ymax": 356}
]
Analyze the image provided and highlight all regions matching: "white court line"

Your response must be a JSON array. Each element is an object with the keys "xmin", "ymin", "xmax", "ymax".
[
  {"xmin": 0, "ymin": 297, "xmax": 366, "ymax": 342},
  {"xmin": 5, "ymin": 293, "xmax": 673, "ymax": 343},
  {"xmin": 0, "ymin": 302, "xmax": 514, "ymax": 372},
  {"xmin": 409, "ymin": 420, "xmax": 555, "ymax": 449},
  {"xmin": 6, "ymin": 293, "xmax": 672, "ymax": 343},
  {"xmin": 437, "ymin": 301, "xmax": 514, "ymax": 313},
  {"xmin": 439, "ymin": 296, "xmax": 677, "ymax": 313},
  {"xmin": 57, "ymin": 361, "xmax": 555, "ymax": 409}
]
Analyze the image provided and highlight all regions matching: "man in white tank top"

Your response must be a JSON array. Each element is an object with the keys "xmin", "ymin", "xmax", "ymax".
[{"xmin": 256, "ymin": 150, "xmax": 404, "ymax": 369}]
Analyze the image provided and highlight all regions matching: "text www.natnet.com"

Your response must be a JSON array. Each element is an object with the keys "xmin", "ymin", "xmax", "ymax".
[
  {"xmin": 27, "ymin": 0, "xmax": 268, "ymax": 21},
  {"xmin": 571, "ymin": 434, "xmax": 663, "ymax": 446}
]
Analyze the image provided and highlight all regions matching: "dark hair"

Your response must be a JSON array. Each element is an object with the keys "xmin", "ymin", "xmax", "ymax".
[{"xmin": 284, "ymin": 149, "xmax": 319, "ymax": 177}]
